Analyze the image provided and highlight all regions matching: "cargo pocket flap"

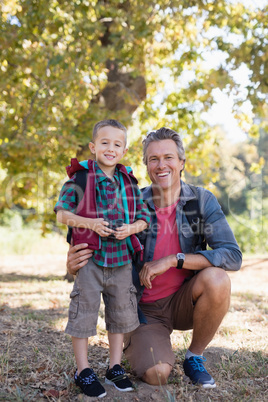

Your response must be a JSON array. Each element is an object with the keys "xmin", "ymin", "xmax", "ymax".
[
  {"xmin": 69, "ymin": 289, "xmax": 79, "ymax": 319},
  {"xmin": 70, "ymin": 289, "xmax": 80, "ymax": 299}
]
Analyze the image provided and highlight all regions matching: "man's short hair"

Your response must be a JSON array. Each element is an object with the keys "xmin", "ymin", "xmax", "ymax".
[
  {"xmin": 142, "ymin": 127, "xmax": 186, "ymax": 165},
  {"xmin": 92, "ymin": 119, "xmax": 127, "ymax": 144}
]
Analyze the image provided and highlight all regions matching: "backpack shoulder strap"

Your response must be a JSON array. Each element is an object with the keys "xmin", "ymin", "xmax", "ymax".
[
  {"xmin": 75, "ymin": 169, "xmax": 89, "ymax": 200},
  {"xmin": 66, "ymin": 170, "xmax": 88, "ymax": 244},
  {"xmin": 119, "ymin": 171, "xmax": 135, "ymax": 255},
  {"xmin": 183, "ymin": 184, "xmax": 200, "ymax": 220},
  {"xmin": 183, "ymin": 184, "xmax": 207, "ymax": 251}
]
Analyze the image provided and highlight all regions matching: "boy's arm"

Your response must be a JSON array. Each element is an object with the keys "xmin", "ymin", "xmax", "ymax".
[
  {"xmin": 57, "ymin": 209, "xmax": 93, "ymax": 228},
  {"xmin": 129, "ymin": 219, "xmax": 148, "ymax": 234},
  {"xmin": 114, "ymin": 175, "xmax": 151, "ymax": 240},
  {"xmin": 56, "ymin": 209, "xmax": 114, "ymax": 237}
]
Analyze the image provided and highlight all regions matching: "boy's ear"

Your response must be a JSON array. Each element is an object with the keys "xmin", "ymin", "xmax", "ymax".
[
  {"xmin": 89, "ymin": 142, "xmax": 95, "ymax": 154},
  {"xmin": 123, "ymin": 147, "xmax": 128, "ymax": 156}
]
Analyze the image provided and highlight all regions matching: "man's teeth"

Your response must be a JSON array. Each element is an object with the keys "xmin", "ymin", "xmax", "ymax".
[{"xmin": 158, "ymin": 172, "xmax": 169, "ymax": 177}]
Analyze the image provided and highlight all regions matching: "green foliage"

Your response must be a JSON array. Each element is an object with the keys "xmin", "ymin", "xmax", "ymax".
[
  {"xmin": 0, "ymin": 208, "xmax": 23, "ymax": 229},
  {"xmin": 214, "ymin": 137, "xmax": 263, "ymax": 215},
  {"xmin": 0, "ymin": 198, "xmax": 69, "ymax": 255},
  {"xmin": 0, "ymin": 1, "xmax": 267, "ymax": 232},
  {"xmin": 0, "ymin": 225, "xmax": 68, "ymax": 255},
  {"xmin": 227, "ymin": 214, "xmax": 268, "ymax": 255}
]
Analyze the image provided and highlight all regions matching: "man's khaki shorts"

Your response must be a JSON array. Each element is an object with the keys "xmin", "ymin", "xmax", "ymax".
[
  {"xmin": 65, "ymin": 259, "xmax": 140, "ymax": 338},
  {"xmin": 123, "ymin": 275, "xmax": 197, "ymax": 378}
]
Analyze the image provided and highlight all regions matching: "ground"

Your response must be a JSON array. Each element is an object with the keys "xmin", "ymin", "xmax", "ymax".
[{"xmin": 0, "ymin": 255, "xmax": 267, "ymax": 401}]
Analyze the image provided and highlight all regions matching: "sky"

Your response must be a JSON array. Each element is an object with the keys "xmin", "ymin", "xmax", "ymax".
[
  {"xmin": 201, "ymin": 46, "xmax": 252, "ymax": 143},
  {"xmin": 204, "ymin": 91, "xmax": 248, "ymax": 143}
]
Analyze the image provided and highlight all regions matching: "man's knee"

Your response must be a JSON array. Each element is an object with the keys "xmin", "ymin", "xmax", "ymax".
[
  {"xmin": 208, "ymin": 267, "xmax": 231, "ymax": 291},
  {"xmin": 193, "ymin": 267, "xmax": 231, "ymax": 304},
  {"xmin": 142, "ymin": 363, "xmax": 172, "ymax": 385}
]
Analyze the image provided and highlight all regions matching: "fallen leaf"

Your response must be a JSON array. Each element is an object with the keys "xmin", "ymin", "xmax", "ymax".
[
  {"xmin": 37, "ymin": 366, "xmax": 46, "ymax": 373},
  {"xmin": 43, "ymin": 389, "xmax": 60, "ymax": 398}
]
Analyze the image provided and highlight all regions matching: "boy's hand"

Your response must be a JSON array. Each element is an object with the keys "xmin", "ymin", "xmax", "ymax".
[
  {"xmin": 114, "ymin": 224, "xmax": 133, "ymax": 240},
  {"xmin": 91, "ymin": 218, "xmax": 115, "ymax": 237}
]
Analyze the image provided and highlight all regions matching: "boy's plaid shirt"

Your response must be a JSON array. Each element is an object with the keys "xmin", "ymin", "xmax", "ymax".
[{"xmin": 55, "ymin": 162, "xmax": 150, "ymax": 267}]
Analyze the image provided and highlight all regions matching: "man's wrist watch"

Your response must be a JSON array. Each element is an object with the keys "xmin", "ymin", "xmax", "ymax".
[{"xmin": 176, "ymin": 253, "xmax": 185, "ymax": 269}]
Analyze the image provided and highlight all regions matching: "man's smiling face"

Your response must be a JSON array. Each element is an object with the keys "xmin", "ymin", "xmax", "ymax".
[{"xmin": 146, "ymin": 139, "xmax": 184, "ymax": 191}]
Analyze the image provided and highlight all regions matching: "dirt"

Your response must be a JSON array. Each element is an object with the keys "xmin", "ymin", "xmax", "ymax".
[{"xmin": 0, "ymin": 255, "xmax": 267, "ymax": 401}]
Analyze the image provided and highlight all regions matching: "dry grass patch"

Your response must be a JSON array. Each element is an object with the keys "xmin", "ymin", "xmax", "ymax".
[{"xmin": 0, "ymin": 255, "xmax": 267, "ymax": 401}]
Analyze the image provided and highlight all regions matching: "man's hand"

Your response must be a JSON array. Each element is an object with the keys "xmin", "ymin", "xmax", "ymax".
[
  {"xmin": 67, "ymin": 243, "xmax": 93, "ymax": 275},
  {"xmin": 139, "ymin": 255, "xmax": 175, "ymax": 289}
]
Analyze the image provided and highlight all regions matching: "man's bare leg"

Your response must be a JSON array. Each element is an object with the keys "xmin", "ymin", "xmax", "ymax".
[
  {"xmin": 189, "ymin": 267, "xmax": 231, "ymax": 354},
  {"xmin": 142, "ymin": 267, "xmax": 231, "ymax": 385},
  {"xmin": 182, "ymin": 267, "xmax": 231, "ymax": 388}
]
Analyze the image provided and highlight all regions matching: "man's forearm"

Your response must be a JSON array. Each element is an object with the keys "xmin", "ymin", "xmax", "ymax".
[
  {"xmin": 170, "ymin": 253, "xmax": 213, "ymax": 271},
  {"xmin": 129, "ymin": 219, "xmax": 148, "ymax": 235},
  {"xmin": 139, "ymin": 253, "xmax": 213, "ymax": 289}
]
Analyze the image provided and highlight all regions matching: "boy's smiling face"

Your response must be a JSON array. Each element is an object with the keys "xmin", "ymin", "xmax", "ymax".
[{"xmin": 89, "ymin": 125, "xmax": 127, "ymax": 176}]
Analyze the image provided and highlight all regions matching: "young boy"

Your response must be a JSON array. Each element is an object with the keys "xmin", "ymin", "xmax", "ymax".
[{"xmin": 55, "ymin": 119, "xmax": 150, "ymax": 398}]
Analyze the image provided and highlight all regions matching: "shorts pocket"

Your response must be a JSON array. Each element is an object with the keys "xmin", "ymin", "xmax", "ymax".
[
  {"xmin": 129, "ymin": 285, "xmax": 138, "ymax": 311},
  {"xmin": 69, "ymin": 289, "xmax": 80, "ymax": 319}
]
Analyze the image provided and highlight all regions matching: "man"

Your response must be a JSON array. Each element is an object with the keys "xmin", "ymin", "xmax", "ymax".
[{"xmin": 66, "ymin": 127, "xmax": 242, "ymax": 389}]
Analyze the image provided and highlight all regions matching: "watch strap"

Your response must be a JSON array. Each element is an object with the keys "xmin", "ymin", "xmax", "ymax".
[
  {"xmin": 176, "ymin": 253, "xmax": 185, "ymax": 269},
  {"xmin": 177, "ymin": 258, "xmax": 184, "ymax": 269}
]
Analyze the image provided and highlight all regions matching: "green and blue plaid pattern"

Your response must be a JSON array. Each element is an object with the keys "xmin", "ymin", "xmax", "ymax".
[{"xmin": 55, "ymin": 162, "xmax": 150, "ymax": 267}]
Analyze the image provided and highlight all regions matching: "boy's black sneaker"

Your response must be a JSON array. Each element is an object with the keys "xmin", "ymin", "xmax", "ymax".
[
  {"xmin": 183, "ymin": 356, "xmax": 216, "ymax": 388},
  {"xmin": 105, "ymin": 364, "xmax": 133, "ymax": 392},
  {"xmin": 74, "ymin": 368, "xmax": 107, "ymax": 398}
]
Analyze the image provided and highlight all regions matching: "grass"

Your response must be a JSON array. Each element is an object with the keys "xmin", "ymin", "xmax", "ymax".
[
  {"xmin": 0, "ymin": 236, "xmax": 267, "ymax": 400},
  {"xmin": 0, "ymin": 227, "xmax": 68, "ymax": 256}
]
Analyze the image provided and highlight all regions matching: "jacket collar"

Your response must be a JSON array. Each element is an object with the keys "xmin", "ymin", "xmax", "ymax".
[{"xmin": 66, "ymin": 158, "xmax": 137, "ymax": 184}]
